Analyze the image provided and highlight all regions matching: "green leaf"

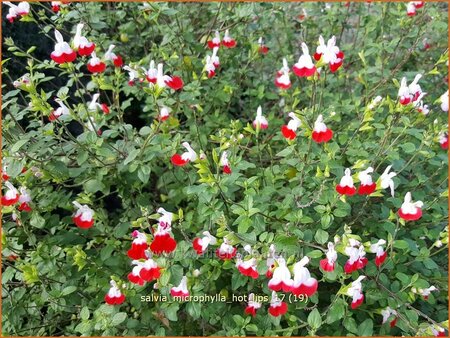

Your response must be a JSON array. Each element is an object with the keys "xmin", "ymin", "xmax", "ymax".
[
  {"xmin": 326, "ymin": 298, "xmax": 346, "ymax": 324},
  {"xmin": 80, "ymin": 306, "xmax": 90, "ymax": 321},
  {"xmin": 61, "ymin": 286, "xmax": 77, "ymax": 296},
  {"xmin": 358, "ymin": 318, "xmax": 373, "ymax": 336},
  {"xmin": 10, "ymin": 139, "xmax": 28, "ymax": 153},
  {"xmin": 124, "ymin": 148, "xmax": 140, "ymax": 165},
  {"xmin": 314, "ymin": 229, "xmax": 329, "ymax": 244},
  {"xmin": 307, "ymin": 308, "xmax": 322, "ymax": 329},
  {"xmin": 111, "ymin": 312, "xmax": 127, "ymax": 326},
  {"xmin": 186, "ymin": 302, "xmax": 201, "ymax": 320}
]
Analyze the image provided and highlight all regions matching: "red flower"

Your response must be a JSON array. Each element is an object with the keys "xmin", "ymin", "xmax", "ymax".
[
  {"xmin": 150, "ymin": 232, "xmax": 177, "ymax": 254},
  {"xmin": 51, "ymin": 30, "xmax": 77, "ymax": 64},
  {"xmin": 398, "ymin": 192, "xmax": 423, "ymax": 221},
  {"xmin": 87, "ymin": 52, "xmax": 106, "ymax": 74},
  {"xmin": 311, "ymin": 115, "xmax": 333, "ymax": 143},
  {"xmin": 222, "ymin": 30, "xmax": 236, "ymax": 48},
  {"xmin": 207, "ymin": 31, "xmax": 221, "ymax": 49},
  {"xmin": 127, "ymin": 230, "xmax": 148, "ymax": 260},
  {"xmin": 72, "ymin": 201, "xmax": 94, "ymax": 229},
  {"xmin": 171, "ymin": 142, "xmax": 197, "ymax": 167},
  {"xmin": 281, "ymin": 113, "xmax": 301, "ymax": 140},
  {"xmin": 164, "ymin": 76, "xmax": 184, "ymax": 90},
  {"xmin": 104, "ymin": 280, "xmax": 125, "ymax": 305},
  {"xmin": 336, "ymin": 168, "xmax": 356, "ymax": 196},
  {"xmin": 1, "ymin": 182, "xmax": 19, "ymax": 206}
]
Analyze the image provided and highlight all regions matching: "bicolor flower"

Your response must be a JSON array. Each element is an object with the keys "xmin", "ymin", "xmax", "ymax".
[
  {"xmin": 293, "ymin": 43, "xmax": 316, "ymax": 77},
  {"xmin": 380, "ymin": 165, "xmax": 397, "ymax": 197},
  {"xmin": 127, "ymin": 230, "xmax": 148, "ymax": 260},
  {"xmin": 412, "ymin": 286, "xmax": 437, "ymax": 300},
  {"xmin": 368, "ymin": 95, "xmax": 383, "ymax": 110},
  {"xmin": 344, "ymin": 245, "xmax": 368, "ymax": 274},
  {"xmin": 73, "ymin": 23, "xmax": 95, "ymax": 56},
  {"xmin": 144, "ymin": 60, "xmax": 157, "ymax": 83},
  {"xmin": 244, "ymin": 293, "xmax": 262, "ymax": 317},
  {"xmin": 49, "ymin": 98, "xmax": 70, "ymax": 121},
  {"xmin": 171, "ymin": 142, "xmax": 197, "ymax": 166},
  {"xmin": 281, "ymin": 112, "xmax": 301, "ymax": 140},
  {"xmin": 266, "ymin": 244, "xmax": 276, "ymax": 278},
  {"xmin": 236, "ymin": 257, "xmax": 259, "ymax": 279},
  {"xmin": 138, "ymin": 254, "xmax": 161, "ymax": 282},
  {"xmin": 72, "ymin": 201, "xmax": 94, "ymax": 229},
  {"xmin": 268, "ymin": 291, "xmax": 288, "ymax": 317},
  {"xmin": 104, "ymin": 280, "xmax": 125, "ymax": 305},
  {"xmin": 18, "ymin": 187, "xmax": 32, "ymax": 212},
  {"xmin": 347, "ymin": 276, "xmax": 365, "ymax": 309},
  {"xmin": 212, "ymin": 47, "xmax": 220, "ymax": 68},
  {"xmin": 253, "ymin": 106, "xmax": 268, "ymax": 130},
  {"xmin": 128, "ymin": 260, "xmax": 146, "ymax": 286},
  {"xmin": 431, "ymin": 326, "xmax": 447, "ymax": 337},
  {"xmin": 275, "ymin": 58, "xmax": 291, "ymax": 89},
  {"xmin": 13, "ymin": 74, "xmax": 30, "ymax": 89},
  {"xmin": 314, "ymin": 35, "xmax": 344, "ymax": 72},
  {"xmin": 336, "ymin": 168, "xmax": 356, "ymax": 196},
  {"xmin": 370, "ymin": 239, "xmax": 387, "ymax": 267},
  {"xmin": 398, "ymin": 75, "xmax": 423, "ymax": 105},
  {"xmin": 87, "ymin": 52, "xmax": 106, "ymax": 74},
  {"xmin": 149, "ymin": 208, "xmax": 176, "ymax": 254},
  {"xmin": 123, "ymin": 66, "xmax": 139, "ymax": 86},
  {"xmin": 205, "ymin": 55, "xmax": 216, "ymax": 78},
  {"xmin": 51, "ymin": 1, "xmax": 63, "ymax": 12},
  {"xmin": 311, "ymin": 114, "xmax": 333, "ymax": 143},
  {"xmin": 258, "ymin": 37, "xmax": 269, "ymax": 55},
  {"xmin": 2, "ymin": 166, "xmax": 9, "ymax": 181},
  {"xmin": 320, "ymin": 242, "xmax": 337, "ymax": 272},
  {"xmin": 170, "ymin": 276, "xmax": 189, "ymax": 299},
  {"xmin": 192, "ymin": 231, "xmax": 217, "ymax": 255},
  {"xmin": 357, "ymin": 167, "xmax": 376, "ymax": 195},
  {"xmin": 51, "ymin": 30, "xmax": 77, "ymax": 64},
  {"xmin": 407, "ymin": 2, "xmax": 417, "ymax": 16},
  {"xmin": 398, "ymin": 192, "xmax": 423, "ymax": 221},
  {"xmin": 439, "ymin": 132, "xmax": 448, "ymax": 150},
  {"xmin": 220, "ymin": 151, "xmax": 231, "ymax": 174},
  {"xmin": 216, "ymin": 238, "xmax": 237, "ymax": 260},
  {"xmin": 381, "ymin": 307, "xmax": 398, "ymax": 327},
  {"xmin": 440, "ymin": 90, "xmax": 449, "ymax": 112},
  {"xmin": 408, "ymin": 74, "xmax": 423, "ymax": 102},
  {"xmin": 154, "ymin": 63, "xmax": 184, "ymax": 90},
  {"xmin": 159, "ymin": 106, "xmax": 170, "ymax": 121},
  {"xmin": 104, "ymin": 44, "xmax": 123, "ymax": 67},
  {"xmin": 5, "ymin": 2, "xmax": 30, "ymax": 23},
  {"xmin": 268, "ymin": 257, "xmax": 294, "ymax": 292},
  {"xmin": 88, "ymin": 93, "xmax": 109, "ymax": 114},
  {"xmin": 1, "ymin": 182, "xmax": 19, "ymax": 206},
  {"xmin": 222, "ymin": 29, "xmax": 236, "ymax": 48},
  {"xmin": 207, "ymin": 31, "xmax": 221, "ymax": 49},
  {"xmin": 292, "ymin": 257, "xmax": 318, "ymax": 297}
]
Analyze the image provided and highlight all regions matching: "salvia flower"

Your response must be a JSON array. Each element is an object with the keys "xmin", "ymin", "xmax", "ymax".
[
  {"xmin": 104, "ymin": 44, "xmax": 123, "ymax": 67},
  {"xmin": 440, "ymin": 90, "xmax": 449, "ymax": 112},
  {"xmin": 128, "ymin": 260, "xmax": 146, "ymax": 286},
  {"xmin": 104, "ymin": 280, "xmax": 125, "ymax": 305},
  {"xmin": 127, "ymin": 230, "xmax": 148, "ymax": 260},
  {"xmin": 253, "ymin": 106, "xmax": 268, "ymax": 130},
  {"xmin": 155, "ymin": 63, "xmax": 184, "ymax": 90},
  {"xmin": 407, "ymin": 1, "xmax": 423, "ymax": 16},
  {"xmin": 380, "ymin": 165, "xmax": 397, "ymax": 197},
  {"xmin": 336, "ymin": 168, "xmax": 356, "ymax": 196},
  {"xmin": 320, "ymin": 242, "xmax": 338, "ymax": 272},
  {"xmin": 73, "ymin": 23, "xmax": 95, "ymax": 56},
  {"xmin": 293, "ymin": 43, "xmax": 316, "ymax": 77},
  {"xmin": 381, "ymin": 307, "xmax": 398, "ymax": 327},
  {"xmin": 51, "ymin": 30, "xmax": 77, "ymax": 64},
  {"xmin": 268, "ymin": 291, "xmax": 288, "ymax": 317},
  {"xmin": 266, "ymin": 244, "xmax": 276, "ymax": 278},
  {"xmin": 311, "ymin": 114, "xmax": 333, "ymax": 143},
  {"xmin": 220, "ymin": 151, "xmax": 232, "ymax": 174},
  {"xmin": 314, "ymin": 35, "xmax": 344, "ymax": 72},
  {"xmin": 171, "ymin": 142, "xmax": 197, "ymax": 166},
  {"xmin": 268, "ymin": 257, "xmax": 294, "ymax": 292},
  {"xmin": 236, "ymin": 257, "xmax": 259, "ymax": 279},
  {"xmin": 51, "ymin": 1, "xmax": 63, "ymax": 13},
  {"xmin": 412, "ymin": 286, "xmax": 437, "ymax": 300},
  {"xmin": 357, "ymin": 167, "xmax": 376, "ymax": 195},
  {"xmin": 439, "ymin": 132, "xmax": 448, "ymax": 150},
  {"xmin": 292, "ymin": 257, "xmax": 318, "ymax": 297},
  {"xmin": 398, "ymin": 192, "xmax": 423, "ymax": 221},
  {"xmin": 207, "ymin": 31, "xmax": 221, "ymax": 49},
  {"xmin": 258, "ymin": 37, "xmax": 269, "ymax": 55},
  {"xmin": 274, "ymin": 58, "xmax": 291, "ymax": 90},
  {"xmin": 18, "ymin": 187, "xmax": 32, "ymax": 212},
  {"xmin": 192, "ymin": 231, "xmax": 216, "ymax": 255},
  {"xmin": 150, "ymin": 207, "xmax": 176, "ymax": 254},
  {"xmin": 205, "ymin": 55, "xmax": 216, "ymax": 78},
  {"xmin": 281, "ymin": 112, "xmax": 301, "ymax": 140},
  {"xmin": 72, "ymin": 201, "xmax": 94, "ymax": 229},
  {"xmin": 87, "ymin": 52, "xmax": 106, "ymax": 74},
  {"xmin": 368, "ymin": 95, "xmax": 383, "ymax": 110},
  {"xmin": 138, "ymin": 253, "xmax": 161, "ymax": 282},
  {"xmin": 1, "ymin": 182, "xmax": 19, "ymax": 206},
  {"xmin": 49, "ymin": 98, "xmax": 70, "ymax": 121},
  {"xmin": 159, "ymin": 106, "xmax": 170, "ymax": 121},
  {"xmin": 144, "ymin": 60, "xmax": 157, "ymax": 83},
  {"xmin": 244, "ymin": 293, "xmax": 261, "ymax": 317},
  {"xmin": 5, "ymin": 2, "xmax": 30, "ymax": 23},
  {"xmin": 431, "ymin": 326, "xmax": 447, "ymax": 337},
  {"xmin": 216, "ymin": 238, "xmax": 237, "ymax": 260},
  {"xmin": 344, "ymin": 245, "xmax": 368, "ymax": 274},
  {"xmin": 13, "ymin": 74, "xmax": 30, "ymax": 89},
  {"xmin": 370, "ymin": 239, "xmax": 387, "ymax": 267},
  {"xmin": 347, "ymin": 276, "xmax": 365, "ymax": 309},
  {"xmin": 123, "ymin": 66, "xmax": 139, "ymax": 86},
  {"xmin": 170, "ymin": 276, "xmax": 189, "ymax": 299},
  {"xmin": 88, "ymin": 93, "xmax": 109, "ymax": 114},
  {"xmin": 222, "ymin": 29, "xmax": 236, "ymax": 48}
]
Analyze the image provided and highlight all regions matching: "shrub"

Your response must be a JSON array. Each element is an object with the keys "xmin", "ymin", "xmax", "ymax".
[{"xmin": 1, "ymin": 1, "xmax": 448, "ymax": 336}]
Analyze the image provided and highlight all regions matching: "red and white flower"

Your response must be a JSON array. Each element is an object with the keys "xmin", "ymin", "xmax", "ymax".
[
  {"xmin": 13, "ymin": 74, "xmax": 30, "ymax": 88},
  {"xmin": 2, "ymin": 166, "xmax": 10, "ymax": 181},
  {"xmin": 88, "ymin": 93, "xmax": 109, "ymax": 114},
  {"xmin": 336, "ymin": 168, "xmax": 356, "ymax": 196},
  {"xmin": 292, "ymin": 257, "xmax": 318, "ymax": 297},
  {"xmin": 268, "ymin": 291, "xmax": 288, "ymax": 317},
  {"xmin": 431, "ymin": 326, "xmax": 447, "ymax": 337},
  {"xmin": 49, "ymin": 98, "xmax": 70, "ymax": 121},
  {"xmin": 18, "ymin": 187, "xmax": 32, "ymax": 212},
  {"xmin": 51, "ymin": 30, "xmax": 77, "ymax": 64},
  {"xmin": 159, "ymin": 106, "xmax": 170, "ymax": 121},
  {"xmin": 123, "ymin": 66, "xmax": 139, "ymax": 86},
  {"xmin": 171, "ymin": 142, "xmax": 197, "ymax": 166},
  {"xmin": 311, "ymin": 114, "xmax": 333, "ymax": 143},
  {"xmin": 344, "ymin": 244, "xmax": 368, "ymax": 274},
  {"xmin": 281, "ymin": 112, "xmax": 301, "ymax": 140},
  {"xmin": 244, "ymin": 293, "xmax": 262, "ymax": 317},
  {"xmin": 368, "ymin": 95, "xmax": 383, "ymax": 110},
  {"xmin": 407, "ymin": 2, "xmax": 417, "ymax": 16},
  {"xmin": 370, "ymin": 239, "xmax": 387, "ymax": 267},
  {"xmin": 150, "ymin": 208, "xmax": 176, "ymax": 254},
  {"xmin": 170, "ymin": 276, "xmax": 189, "ymax": 299},
  {"xmin": 127, "ymin": 230, "xmax": 148, "ymax": 260},
  {"xmin": 439, "ymin": 132, "xmax": 448, "ymax": 150},
  {"xmin": 51, "ymin": 1, "xmax": 64, "ymax": 13},
  {"xmin": 314, "ymin": 35, "xmax": 344, "ymax": 72},
  {"xmin": 274, "ymin": 58, "xmax": 291, "ymax": 89},
  {"xmin": 73, "ymin": 23, "xmax": 95, "ymax": 56},
  {"xmin": 412, "ymin": 286, "xmax": 437, "ymax": 300},
  {"xmin": 398, "ymin": 192, "xmax": 423, "ymax": 221},
  {"xmin": 413, "ymin": 94, "xmax": 429, "ymax": 115},
  {"xmin": 192, "ymin": 231, "xmax": 216, "ymax": 255},
  {"xmin": 5, "ymin": 2, "xmax": 30, "ymax": 23},
  {"xmin": 357, "ymin": 167, "xmax": 376, "ymax": 195},
  {"xmin": 320, "ymin": 242, "xmax": 338, "ymax": 272},
  {"xmin": 253, "ymin": 106, "xmax": 268, "ymax": 130},
  {"xmin": 154, "ymin": 63, "xmax": 184, "ymax": 91},
  {"xmin": 398, "ymin": 74, "xmax": 423, "ymax": 105},
  {"xmin": 104, "ymin": 44, "xmax": 123, "ymax": 67},
  {"xmin": 128, "ymin": 261, "xmax": 146, "ymax": 286},
  {"xmin": 87, "ymin": 52, "xmax": 106, "ymax": 74},
  {"xmin": 207, "ymin": 31, "xmax": 221, "ymax": 49},
  {"xmin": 137, "ymin": 254, "xmax": 161, "ymax": 282},
  {"xmin": 293, "ymin": 43, "xmax": 316, "ymax": 77},
  {"xmin": 143, "ymin": 60, "xmax": 157, "ymax": 83},
  {"xmin": 381, "ymin": 307, "xmax": 398, "ymax": 327},
  {"xmin": 222, "ymin": 29, "xmax": 236, "ymax": 48},
  {"xmin": 440, "ymin": 90, "xmax": 449, "ymax": 112},
  {"xmin": 258, "ymin": 37, "xmax": 269, "ymax": 55},
  {"xmin": 236, "ymin": 257, "xmax": 259, "ymax": 279},
  {"xmin": 205, "ymin": 54, "xmax": 216, "ymax": 78},
  {"xmin": 72, "ymin": 201, "xmax": 94, "ymax": 229},
  {"xmin": 347, "ymin": 276, "xmax": 365, "ymax": 309},
  {"xmin": 220, "ymin": 151, "xmax": 232, "ymax": 174},
  {"xmin": 268, "ymin": 257, "xmax": 294, "ymax": 292},
  {"xmin": 380, "ymin": 165, "xmax": 397, "ymax": 197},
  {"xmin": 212, "ymin": 47, "xmax": 220, "ymax": 68},
  {"xmin": 104, "ymin": 280, "xmax": 125, "ymax": 305},
  {"xmin": 266, "ymin": 244, "xmax": 276, "ymax": 278},
  {"xmin": 216, "ymin": 238, "xmax": 237, "ymax": 260},
  {"xmin": 1, "ymin": 182, "xmax": 19, "ymax": 206}
]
